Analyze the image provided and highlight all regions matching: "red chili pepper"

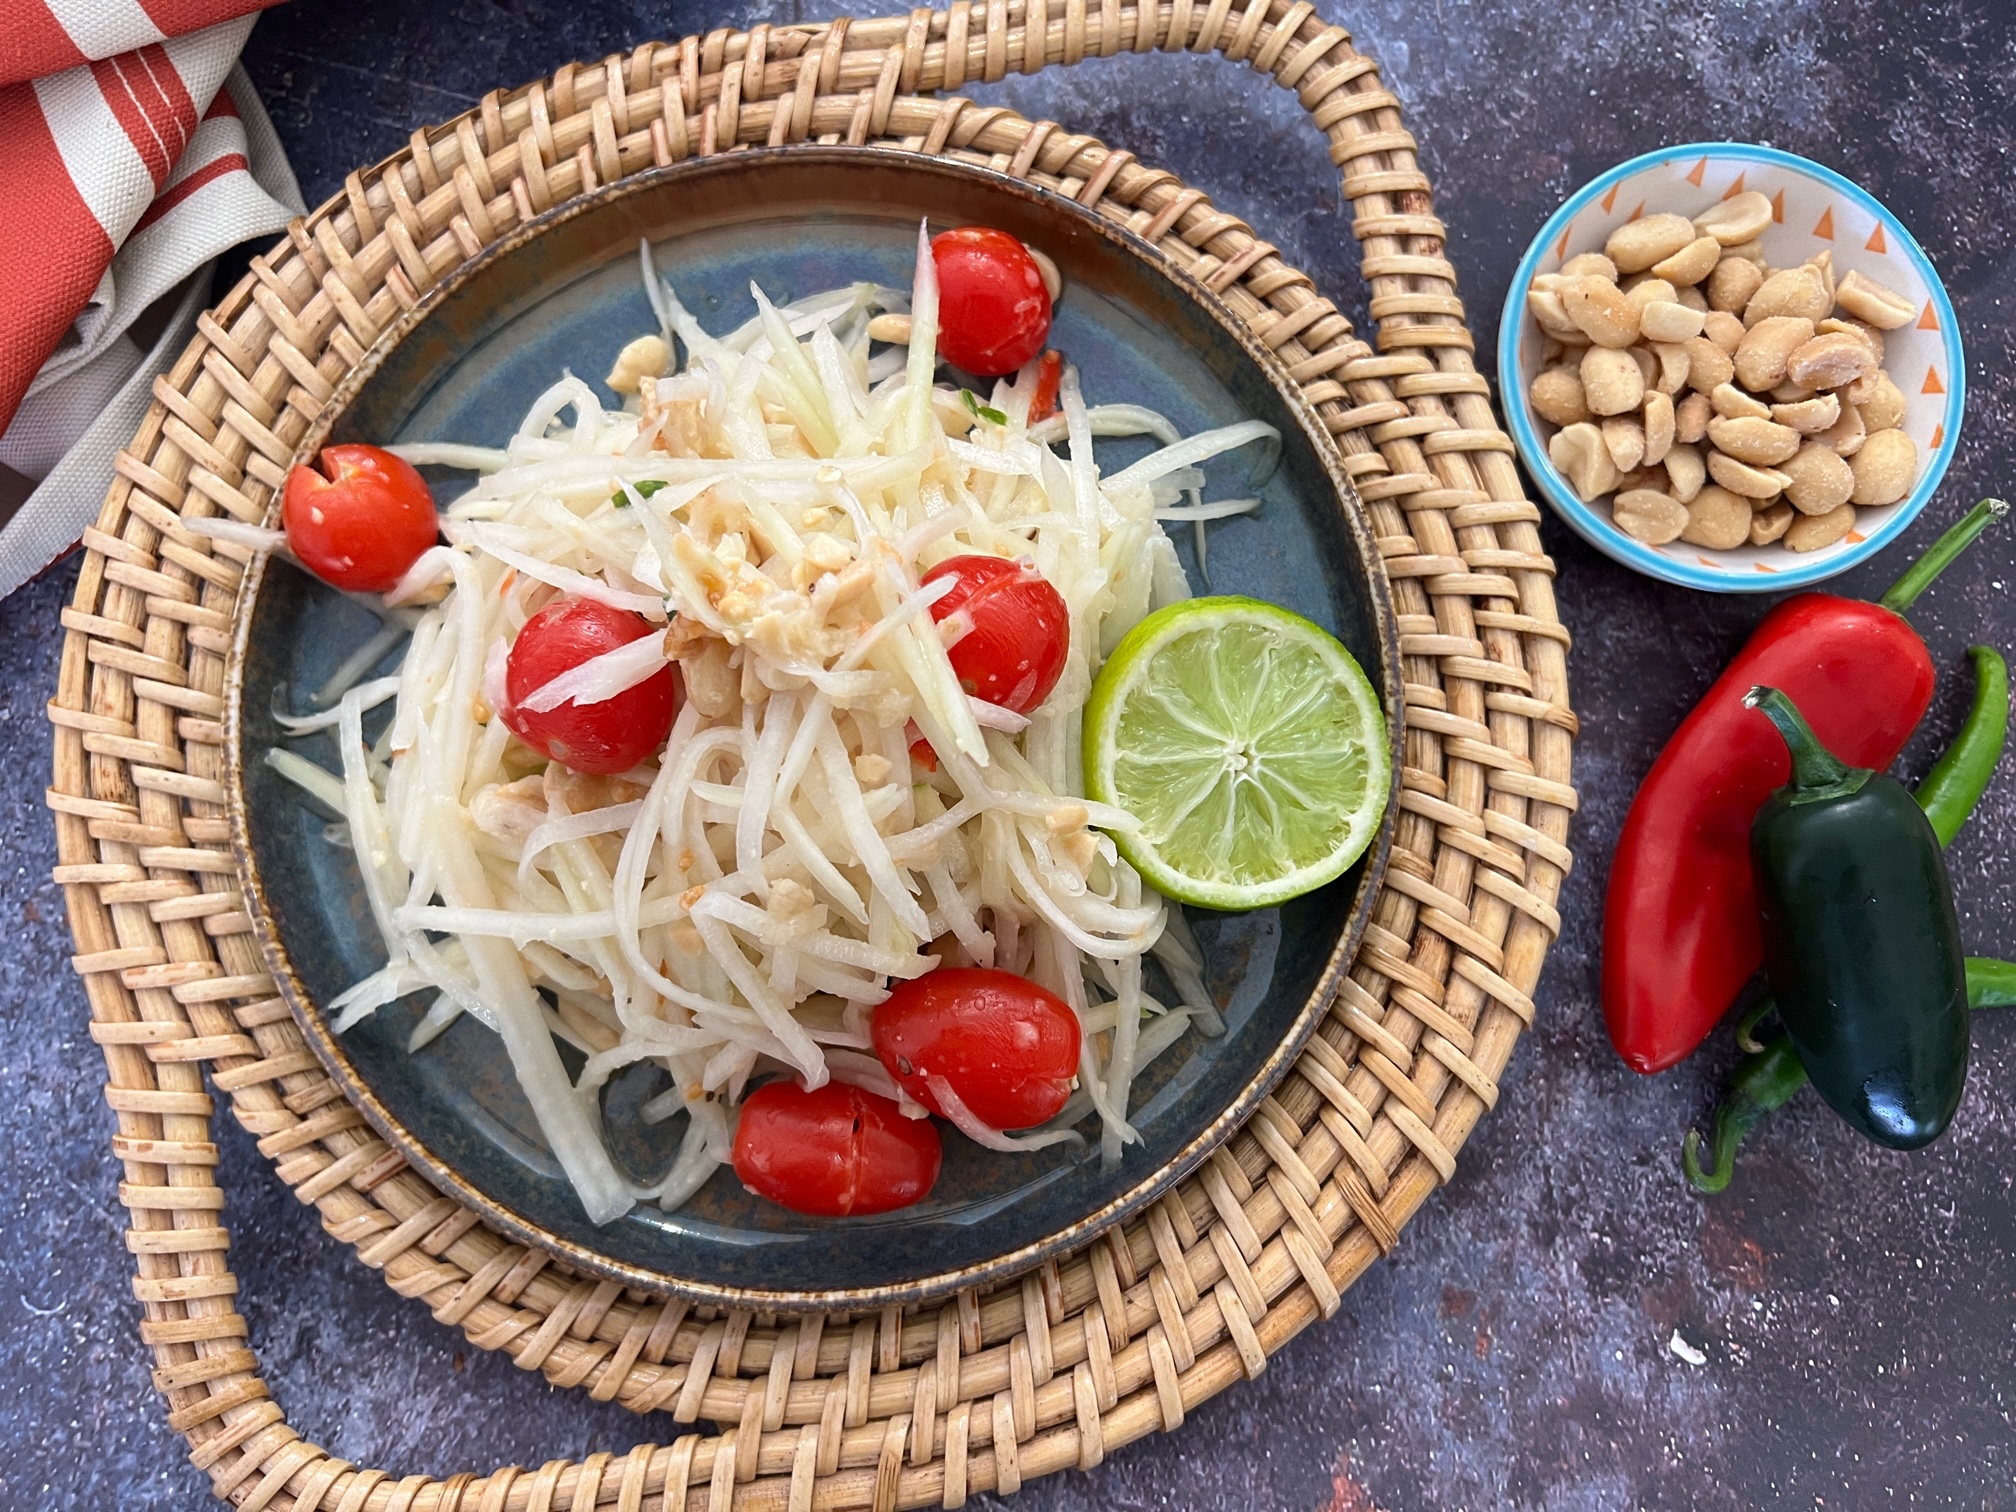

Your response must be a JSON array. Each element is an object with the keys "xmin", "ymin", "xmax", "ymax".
[
  {"xmin": 1603, "ymin": 499, "xmax": 2007, "ymax": 1074},
  {"xmin": 1028, "ymin": 350, "xmax": 1064, "ymax": 421}
]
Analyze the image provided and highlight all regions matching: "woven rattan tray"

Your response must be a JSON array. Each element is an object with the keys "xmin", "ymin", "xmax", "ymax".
[{"xmin": 48, "ymin": 5, "xmax": 1577, "ymax": 1506}]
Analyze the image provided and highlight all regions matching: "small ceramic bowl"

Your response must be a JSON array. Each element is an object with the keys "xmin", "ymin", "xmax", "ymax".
[{"xmin": 1498, "ymin": 143, "xmax": 1964, "ymax": 592}]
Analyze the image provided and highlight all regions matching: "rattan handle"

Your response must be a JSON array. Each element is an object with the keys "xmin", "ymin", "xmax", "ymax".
[{"xmin": 54, "ymin": 6, "xmax": 1574, "ymax": 1510}]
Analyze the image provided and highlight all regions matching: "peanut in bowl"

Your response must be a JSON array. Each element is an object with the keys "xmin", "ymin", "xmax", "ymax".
[{"xmin": 1497, "ymin": 143, "xmax": 1964, "ymax": 592}]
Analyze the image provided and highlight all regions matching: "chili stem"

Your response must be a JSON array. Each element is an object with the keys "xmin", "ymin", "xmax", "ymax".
[
  {"xmin": 1744, "ymin": 686, "xmax": 1866, "ymax": 799},
  {"xmin": 1878, "ymin": 498, "xmax": 2009, "ymax": 615}
]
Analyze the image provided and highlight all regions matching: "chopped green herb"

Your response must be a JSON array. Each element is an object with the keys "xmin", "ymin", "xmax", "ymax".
[
  {"xmin": 613, "ymin": 478, "xmax": 671, "ymax": 508},
  {"xmin": 960, "ymin": 389, "xmax": 1008, "ymax": 427}
]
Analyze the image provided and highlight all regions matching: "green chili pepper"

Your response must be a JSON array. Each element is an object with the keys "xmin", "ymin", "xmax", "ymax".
[
  {"xmin": 1685, "ymin": 958, "xmax": 2016, "ymax": 1192},
  {"xmin": 1916, "ymin": 646, "xmax": 2010, "ymax": 845},
  {"xmin": 611, "ymin": 478, "xmax": 670, "ymax": 508},
  {"xmin": 1746, "ymin": 685, "xmax": 1969, "ymax": 1150},
  {"xmin": 1681, "ymin": 1032, "xmax": 1809, "ymax": 1193}
]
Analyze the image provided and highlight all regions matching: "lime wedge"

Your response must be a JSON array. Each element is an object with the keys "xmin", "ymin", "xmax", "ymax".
[{"xmin": 1084, "ymin": 596, "xmax": 1391, "ymax": 910}]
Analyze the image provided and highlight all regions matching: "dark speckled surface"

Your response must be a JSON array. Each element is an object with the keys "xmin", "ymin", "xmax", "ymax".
[{"xmin": 8, "ymin": 2, "xmax": 2016, "ymax": 1507}]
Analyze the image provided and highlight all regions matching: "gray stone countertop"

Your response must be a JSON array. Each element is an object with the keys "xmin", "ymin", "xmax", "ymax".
[{"xmin": 6, "ymin": 2, "xmax": 2016, "ymax": 1506}]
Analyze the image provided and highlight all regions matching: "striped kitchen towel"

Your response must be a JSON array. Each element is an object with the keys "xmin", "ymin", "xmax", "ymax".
[{"xmin": 0, "ymin": 0, "xmax": 303, "ymax": 596}]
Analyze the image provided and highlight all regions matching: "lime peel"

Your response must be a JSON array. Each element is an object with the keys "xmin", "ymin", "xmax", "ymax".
[{"xmin": 1084, "ymin": 596, "xmax": 1391, "ymax": 910}]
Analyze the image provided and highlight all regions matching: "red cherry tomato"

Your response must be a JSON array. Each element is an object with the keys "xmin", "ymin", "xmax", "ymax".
[
  {"xmin": 873, "ymin": 967, "xmax": 1082, "ymax": 1131},
  {"xmin": 931, "ymin": 227, "xmax": 1051, "ymax": 377},
  {"xmin": 502, "ymin": 596, "xmax": 680, "ymax": 775},
  {"xmin": 282, "ymin": 443, "xmax": 439, "ymax": 592},
  {"xmin": 921, "ymin": 554, "xmax": 1070, "ymax": 716},
  {"xmin": 731, "ymin": 1080, "xmax": 942, "ymax": 1217},
  {"xmin": 1028, "ymin": 349, "xmax": 1064, "ymax": 421}
]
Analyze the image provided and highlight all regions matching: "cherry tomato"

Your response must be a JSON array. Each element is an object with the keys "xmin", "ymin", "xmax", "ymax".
[
  {"xmin": 873, "ymin": 967, "xmax": 1082, "ymax": 1131},
  {"xmin": 731, "ymin": 1080, "xmax": 942, "ymax": 1217},
  {"xmin": 932, "ymin": 227, "xmax": 1051, "ymax": 377},
  {"xmin": 282, "ymin": 443, "xmax": 438, "ymax": 592},
  {"xmin": 1028, "ymin": 349, "xmax": 1064, "ymax": 421},
  {"xmin": 502, "ymin": 596, "xmax": 679, "ymax": 775},
  {"xmin": 921, "ymin": 554, "xmax": 1070, "ymax": 715}
]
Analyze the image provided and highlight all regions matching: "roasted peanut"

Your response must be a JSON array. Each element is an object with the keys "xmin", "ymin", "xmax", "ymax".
[
  {"xmin": 1748, "ymin": 501, "xmax": 1795, "ymax": 546},
  {"xmin": 1561, "ymin": 252, "xmax": 1620, "ymax": 280},
  {"xmin": 1677, "ymin": 285, "xmax": 1710, "ymax": 313},
  {"xmin": 1820, "ymin": 403, "xmax": 1868, "ymax": 457},
  {"xmin": 1639, "ymin": 300, "xmax": 1706, "ymax": 343},
  {"xmin": 1769, "ymin": 381, "xmax": 1817, "ymax": 404},
  {"xmin": 1630, "ymin": 345, "xmax": 1660, "ymax": 388},
  {"xmin": 1664, "ymin": 442, "xmax": 1707, "ymax": 503},
  {"xmin": 1642, "ymin": 390, "xmax": 1676, "ymax": 466},
  {"xmin": 1654, "ymin": 235, "xmax": 1723, "ymax": 287},
  {"xmin": 1693, "ymin": 190, "xmax": 1775, "ymax": 246},
  {"xmin": 1851, "ymin": 370, "xmax": 1907, "ymax": 432},
  {"xmin": 1707, "ymin": 449, "xmax": 1792, "ymax": 499},
  {"xmin": 1550, "ymin": 422, "xmax": 1622, "ymax": 500},
  {"xmin": 1850, "ymin": 428, "xmax": 1918, "ymax": 505},
  {"xmin": 1651, "ymin": 341, "xmax": 1693, "ymax": 395},
  {"xmin": 1834, "ymin": 269, "xmax": 1918, "ymax": 330},
  {"xmin": 1527, "ymin": 287, "xmax": 1585, "ymax": 341},
  {"xmin": 1707, "ymin": 256, "xmax": 1765, "ymax": 313},
  {"xmin": 1617, "ymin": 464, "xmax": 1669, "ymax": 494},
  {"xmin": 1771, "ymin": 394, "xmax": 1842, "ymax": 433},
  {"xmin": 1675, "ymin": 391, "xmax": 1712, "ymax": 444},
  {"xmin": 1707, "ymin": 414, "xmax": 1802, "ymax": 466},
  {"xmin": 1780, "ymin": 441, "xmax": 1857, "ymax": 514},
  {"xmin": 1784, "ymin": 503, "xmax": 1857, "ymax": 553},
  {"xmin": 1680, "ymin": 483, "xmax": 1753, "ymax": 549},
  {"xmin": 1702, "ymin": 309, "xmax": 1747, "ymax": 354},
  {"xmin": 605, "ymin": 333, "xmax": 670, "ymax": 394},
  {"xmin": 1530, "ymin": 367, "xmax": 1592, "ymax": 426},
  {"xmin": 1785, "ymin": 332, "xmax": 1875, "ymax": 390},
  {"xmin": 1624, "ymin": 276, "xmax": 1679, "ymax": 310},
  {"xmin": 1607, "ymin": 213, "xmax": 1698, "ymax": 273},
  {"xmin": 1563, "ymin": 276, "xmax": 1642, "ymax": 347},
  {"xmin": 1734, "ymin": 316, "xmax": 1816, "ymax": 391},
  {"xmin": 1817, "ymin": 316, "xmax": 1883, "ymax": 367},
  {"xmin": 1744, "ymin": 268, "xmax": 1832, "ymax": 325},
  {"xmin": 1682, "ymin": 335, "xmax": 1735, "ymax": 393},
  {"xmin": 1580, "ymin": 345, "xmax": 1646, "ymax": 416},
  {"xmin": 1603, "ymin": 416, "xmax": 1647, "ymax": 472},
  {"xmin": 1722, "ymin": 237, "xmax": 1767, "ymax": 264},
  {"xmin": 1711, "ymin": 382, "xmax": 1773, "ymax": 421},
  {"xmin": 1806, "ymin": 250, "xmax": 1836, "ymax": 304},
  {"xmin": 1612, "ymin": 487, "xmax": 1690, "ymax": 544}
]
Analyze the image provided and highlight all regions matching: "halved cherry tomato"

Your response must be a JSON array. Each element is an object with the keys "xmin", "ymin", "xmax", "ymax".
[
  {"xmin": 731, "ymin": 1080, "xmax": 942, "ymax": 1217},
  {"xmin": 1028, "ymin": 349, "xmax": 1064, "ymax": 422},
  {"xmin": 873, "ymin": 967, "xmax": 1081, "ymax": 1131},
  {"xmin": 921, "ymin": 554, "xmax": 1069, "ymax": 716},
  {"xmin": 282, "ymin": 443, "xmax": 439, "ymax": 592},
  {"xmin": 502, "ymin": 596, "xmax": 679, "ymax": 775},
  {"xmin": 931, "ymin": 227, "xmax": 1051, "ymax": 377}
]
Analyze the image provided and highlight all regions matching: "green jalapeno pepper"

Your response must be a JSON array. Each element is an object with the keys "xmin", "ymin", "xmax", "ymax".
[
  {"xmin": 1685, "ymin": 959, "xmax": 2016, "ymax": 1192},
  {"xmin": 1746, "ymin": 685, "xmax": 1970, "ymax": 1150},
  {"xmin": 1687, "ymin": 656, "xmax": 2008, "ymax": 1190}
]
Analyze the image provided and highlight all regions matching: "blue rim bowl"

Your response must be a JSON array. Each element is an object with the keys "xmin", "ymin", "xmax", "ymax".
[{"xmin": 1497, "ymin": 143, "xmax": 1965, "ymax": 593}]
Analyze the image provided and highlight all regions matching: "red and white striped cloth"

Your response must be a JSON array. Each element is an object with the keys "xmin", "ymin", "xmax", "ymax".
[{"xmin": 0, "ymin": 0, "xmax": 302, "ymax": 596}]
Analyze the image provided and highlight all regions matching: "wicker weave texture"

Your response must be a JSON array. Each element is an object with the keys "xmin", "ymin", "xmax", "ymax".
[{"xmin": 47, "ymin": 5, "xmax": 1577, "ymax": 1508}]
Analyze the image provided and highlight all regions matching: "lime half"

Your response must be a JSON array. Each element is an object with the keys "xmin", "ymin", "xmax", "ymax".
[{"xmin": 1084, "ymin": 596, "xmax": 1391, "ymax": 910}]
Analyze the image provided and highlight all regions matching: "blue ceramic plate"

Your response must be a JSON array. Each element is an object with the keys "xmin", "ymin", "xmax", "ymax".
[
  {"xmin": 226, "ymin": 149, "xmax": 1401, "ymax": 1308},
  {"xmin": 1499, "ymin": 143, "xmax": 1965, "ymax": 593}
]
